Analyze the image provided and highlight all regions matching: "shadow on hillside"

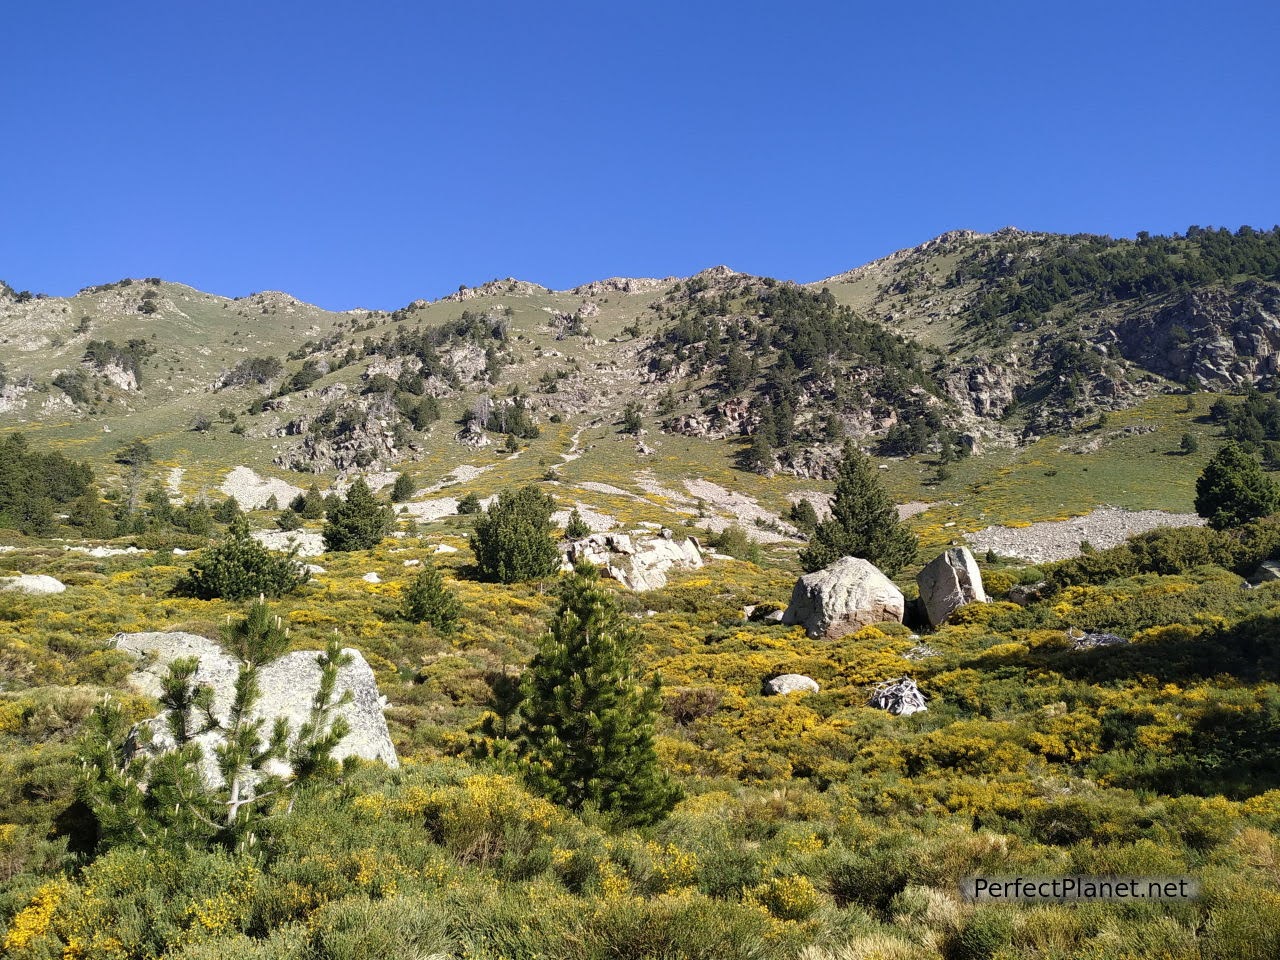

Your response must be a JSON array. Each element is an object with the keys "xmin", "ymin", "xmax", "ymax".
[
  {"xmin": 1026, "ymin": 608, "xmax": 1280, "ymax": 686},
  {"xmin": 1022, "ymin": 610, "xmax": 1280, "ymax": 798}
]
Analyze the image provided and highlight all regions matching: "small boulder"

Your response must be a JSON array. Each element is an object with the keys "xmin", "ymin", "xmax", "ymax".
[
  {"xmin": 362, "ymin": 572, "xmax": 382, "ymax": 583},
  {"xmin": 868, "ymin": 677, "xmax": 928, "ymax": 715},
  {"xmin": 917, "ymin": 547, "xmax": 987, "ymax": 627},
  {"xmin": 1067, "ymin": 628, "xmax": 1127, "ymax": 650},
  {"xmin": 781, "ymin": 557, "xmax": 904, "ymax": 639},
  {"xmin": 1008, "ymin": 581, "xmax": 1048, "ymax": 606},
  {"xmin": 0, "ymin": 574, "xmax": 66, "ymax": 595},
  {"xmin": 764, "ymin": 674, "xmax": 820, "ymax": 696}
]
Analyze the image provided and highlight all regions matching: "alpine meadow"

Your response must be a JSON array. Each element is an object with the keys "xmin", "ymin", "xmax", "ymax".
[{"xmin": 1, "ymin": 223, "xmax": 1280, "ymax": 959}]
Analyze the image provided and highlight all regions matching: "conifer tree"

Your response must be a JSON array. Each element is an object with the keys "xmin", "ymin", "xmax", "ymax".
[
  {"xmin": 1195, "ymin": 441, "xmax": 1280, "ymax": 529},
  {"xmin": 401, "ymin": 559, "xmax": 462, "ymax": 633},
  {"xmin": 515, "ymin": 565, "xmax": 680, "ymax": 825},
  {"xmin": 291, "ymin": 484, "xmax": 326, "ymax": 519},
  {"xmin": 799, "ymin": 441, "xmax": 917, "ymax": 575},
  {"xmin": 175, "ymin": 517, "xmax": 308, "ymax": 600},
  {"xmin": 390, "ymin": 472, "xmax": 415, "ymax": 503},
  {"xmin": 322, "ymin": 476, "xmax": 393, "ymax": 552},
  {"xmin": 564, "ymin": 508, "xmax": 590, "ymax": 540},
  {"xmin": 470, "ymin": 485, "xmax": 560, "ymax": 583}
]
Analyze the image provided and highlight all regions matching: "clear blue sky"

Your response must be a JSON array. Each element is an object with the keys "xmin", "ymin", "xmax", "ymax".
[{"xmin": 2, "ymin": 1, "xmax": 1276, "ymax": 310}]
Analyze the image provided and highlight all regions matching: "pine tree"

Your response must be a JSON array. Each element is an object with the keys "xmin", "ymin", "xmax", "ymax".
[
  {"xmin": 291, "ymin": 484, "xmax": 326, "ymax": 519},
  {"xmin": 564, "ymin": 508, "xmax": 590, "ymax": 540},
  {"xmin": 390, "ymin": 472, "xmax": 415, "ymax": 503},
  {"xmin": 470, "ymin": 486, "xmax": 560, "ymax": 583},
  {"xmin": 1195, "ymin": 441, "xmax": 1280, "ymax": 529},
  {"xmin": 68, "ymin": 487, "xmax": 115, "ymax": 538},
  {"xmin": 515, "ymin": 566, "xmax": 679, "ymax": 825},
  {"xmin": 175, "ymin": 517, "xmax": 309, "ymax": 600},
  {"xmin": 401, "ymin": 560, "xmax": 462, "ymax": 632},
  {"xmin": 322, "ymin": 476, "xmax": 393, "ymax": 551},
  {"xmin": 799, "ymin": 441, "xmax": 917, "ymax": 575}
]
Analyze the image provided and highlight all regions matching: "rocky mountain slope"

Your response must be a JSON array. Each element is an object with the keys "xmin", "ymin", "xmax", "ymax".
[{"xmin": 2, "ymin": 226, "xmax": 1277, "ymax": 488}]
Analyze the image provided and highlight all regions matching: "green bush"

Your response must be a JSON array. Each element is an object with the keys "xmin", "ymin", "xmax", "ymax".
[
  {"xmin": 323, "ymin": 477, "xmax": 392, "ymax": 552},
  {"xmin": 173, "ymin": 518, "xmax": 308, "ymax": 600}
]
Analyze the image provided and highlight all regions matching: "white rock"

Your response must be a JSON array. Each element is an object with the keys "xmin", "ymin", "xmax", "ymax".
[
  {"xmin": 764, "ymin": 674, "xmax": 820, "ymax": 696},
  {"xmin": 113, "ymin": 631, "xmax": 398, "ymax": 787},
  {"xmin": 362, "ymin": 572, "xmax": 382, "ymax": 583},
  {"xmin": 560, "ymin": 533, "xmax": 703, "ymax": 591},
  {"xmin": 252, "ymin": 529, "xmax": 326, "ymax": 558},
  {"xmin": 917, "ymin": 546, "xmax": 987, "ymax": 628},
  {"xmin": 1, "ymin": 574, "xmax": 66, "ymax": 595},
  {"xmin": 403, "ymin": 559, "xmax": 421, "ymax": 567},
  {"xmin": 433, "ymin": 544, "xmax": 459, "ymax": 554},
  {"xmin": 305, "ymin": 564, "xmax": 327, "ymax": 574},
  {"xmin": 781, "ymin": 557, "xmax": 904, "ymax": 639}
]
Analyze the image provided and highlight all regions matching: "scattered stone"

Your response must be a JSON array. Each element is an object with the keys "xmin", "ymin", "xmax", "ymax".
[
  {"xmin": 362, "ymin": 572, "xmax": 382, "ymax": 583},
  {"xmin": 561, "ymin": 532, "xmax": 703, "ymax": 591},
  {"xmin": 65, "ymin": 545, "xmax": 146, "ymax": 558},
  {"xmin": 0, "ymin": 574, "xmax": 66, "ymax": 595},
  {"xmin": 433, "ymin": 544, "xmax": 458, "ymax": 554},
  {"xmin": 1068, "ymin": 628, "xmax": 1128, "ymax": 650},
  {"xmin": 781, "ymin": 557, "xmax": 904, "ymax": 639},
  {"xmin": 764, "ymin": 674, "xmax": 820, "ymax": 696},
  {"xmin": 968, "ymin": 508, "xmax": 1205, "ymax": 564},
  {"xmin": 113, "ymin": 631, "xmax": 398, "ymax": 787},
  {"xmin": 403, "ymin": 559, "xmax": 421, "ymax": 567},
  {"xmin": 917, "ymin": 546, "xmax": 987, "ymax": 627},
  {"xmin": 252, "ymin": 529, "xmax": 326, "ymax": 558},
  {"xmin": 219, "ymin": 466, "xmax": 305, "ymax": 512},
  {"xmin": 868, "ymin": 677, "xmax": 928, "ymax": 715},
  {"xmin": 904, "ymin": 643, "xmax": 940, "ymax": 660},
  {"xmin": 305, "ymin": 564, "xmax": 326, "ymax": 575},
  {"xmin": 1008, "ymin": 581, "xmax": 1048, "ymax": 605}
]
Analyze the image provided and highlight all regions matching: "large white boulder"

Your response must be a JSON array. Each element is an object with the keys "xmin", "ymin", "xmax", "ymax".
[
  {"xmin": 917, "ymin": 546, "xmax": 987, "ymax": 627},
  {"xmin": 112, "ymin": 631, "xmax": 398, "ymax": 787},
  {"xmin": 561, "ymin": 533, "xmax": 703, "ymax": 591},
  {"xmin": 1, "ymin": 574, "xmax": 66, "ymax": 595},
  {"xmin": 764, "ymin": 674, "xmax": 820, "ymax": 696},
  {"xmin": 781, "ymin": 557, "xmax": 904, "ymax": 639}
]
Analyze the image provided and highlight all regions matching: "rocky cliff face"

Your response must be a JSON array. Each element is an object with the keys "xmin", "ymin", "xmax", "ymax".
[{"xmin": 1117, "ymin": 281, "xmax": 1280, "ymax": 387}]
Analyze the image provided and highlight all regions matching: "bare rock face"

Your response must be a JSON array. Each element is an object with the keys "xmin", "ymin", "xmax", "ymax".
[
  {"xmin": 113, "ymin": 632, "xmax": 398, "ymax": 787},
  {"xmin": 1117, "ymin": 281, "xmax": 1280, "ymax": 388},
  {"xmin": 0, "ymin": 574, "xmax": 66, "ymax": 595},
  {"xmin": 561, "ymin": 533, "xmax": 703, "ymax": 591},
  {"xmin": 764, "ymin": 674, "xmax": 820, "ymax": 696},
  {"xmin": 917, "ymin": 547, "xmax": 987, "ymax": 627},
  {"xmin": 781, "ymin": 557, "xmax": 904, "ymax": 639}
]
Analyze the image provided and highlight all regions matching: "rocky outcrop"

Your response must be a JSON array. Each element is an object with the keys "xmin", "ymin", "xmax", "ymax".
[
  {"xmin": 764, "ymin": 674, "xmax": 820, "ymax": 696},
  {"xmin": 944, "ymin": 358, "xmax": 1020, "ymax": 419},
  {"xmin": 113, "ymin": 631, "xmax": 398, "ymax": 787},
  {"xmin": 665, "ymin": 397, "xmax": 758, "ymax": 439},
  {"xmin": 0, "ymin": 574, "xmax": 66, "ymax": 595},
  {"xmin": 1117, "ymin": 281, "xmax": 1280, "ymax": 388},
  {"xmin": 561, "ymin": 532, "xmax": 703, "ymax": 591},
  {"xmin": 781, "ymin": 557, "xmax": 904, "ymax": 639},
  {"xmin": 917, "ymin": 547, "xmax": 987, "ymax": 627}
]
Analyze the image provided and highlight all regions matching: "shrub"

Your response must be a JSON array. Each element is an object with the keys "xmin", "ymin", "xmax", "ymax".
[{"xmin": 174, "ymin": 518, "xmax": 308, "ymax": 600}]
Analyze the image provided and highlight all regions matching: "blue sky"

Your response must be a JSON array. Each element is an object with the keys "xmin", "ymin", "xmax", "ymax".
[{"xmin": 2, "ymin": 1, "xmax": 1276, "ymax": 310}]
